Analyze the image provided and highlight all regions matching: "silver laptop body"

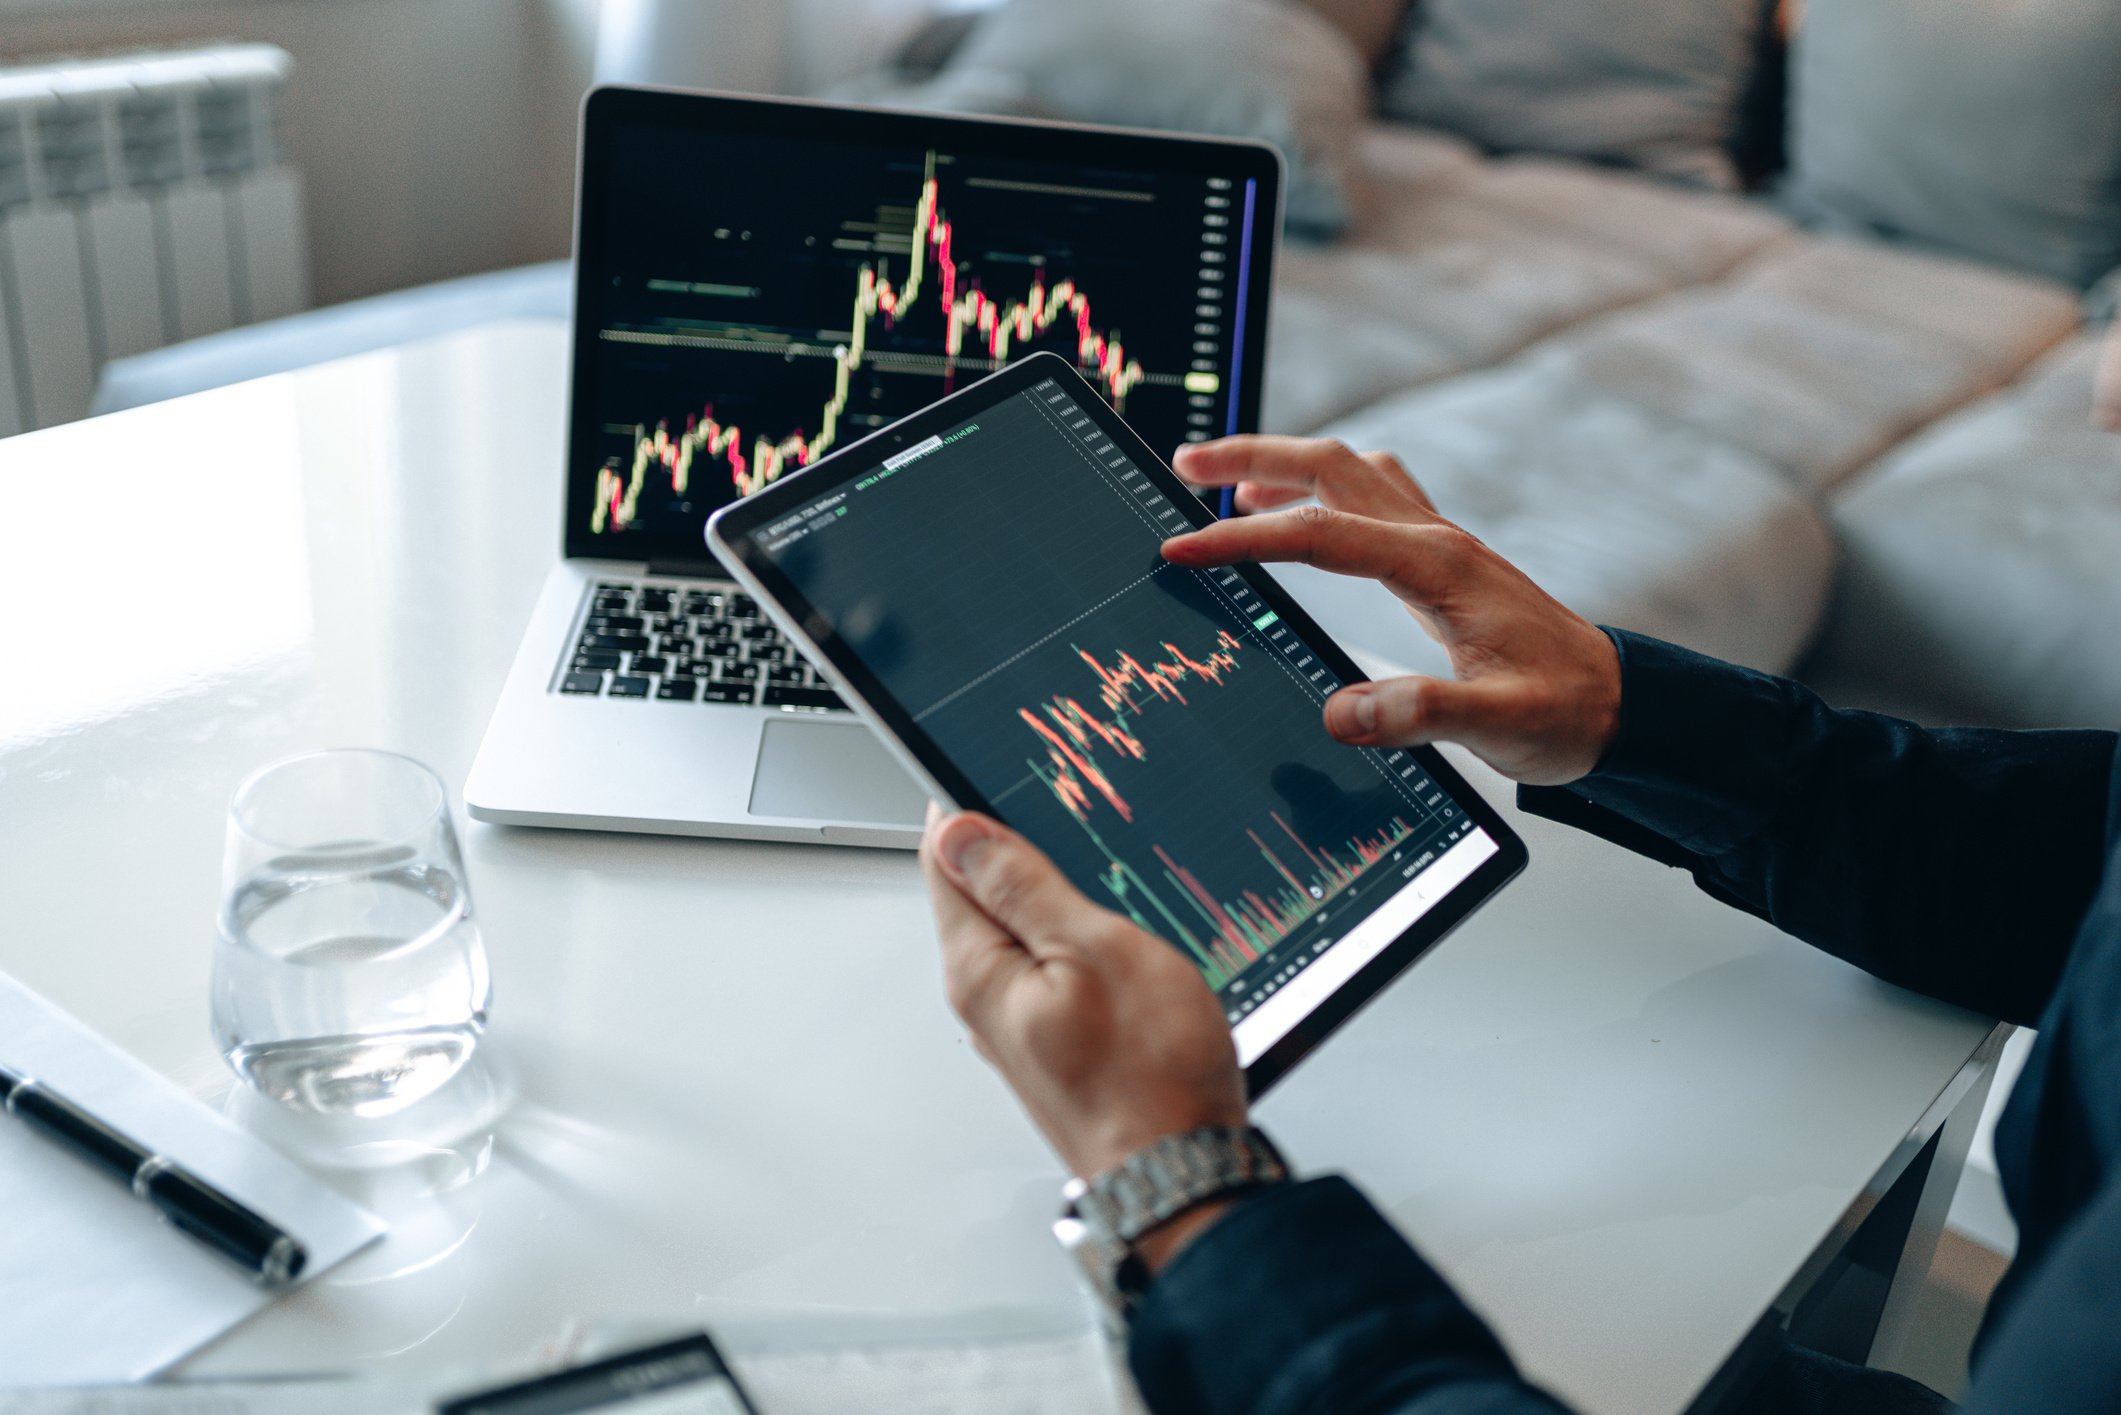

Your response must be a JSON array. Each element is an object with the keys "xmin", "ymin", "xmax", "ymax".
[
  {"xmin": 465, "ymin": 87, "xmax": 1282, "ymax": 847},
  {"xmin": 467, "ymin": 555, "xmax": 927, "ymax": 845}
]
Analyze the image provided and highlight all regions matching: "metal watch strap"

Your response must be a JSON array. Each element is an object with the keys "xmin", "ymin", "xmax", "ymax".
[
  {"xmin": 1057, "ymin": 1125, "xmax": 1291, "ymax": 1320},
  {"xmin": 1069, "ymin": 1124, "xmax": 1291, "ymax": 1248}
]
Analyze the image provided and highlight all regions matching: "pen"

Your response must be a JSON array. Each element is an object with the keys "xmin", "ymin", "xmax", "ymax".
[{"xmin": 0, "ymin": 1062, "xmax": 307, "ymax": 1285}]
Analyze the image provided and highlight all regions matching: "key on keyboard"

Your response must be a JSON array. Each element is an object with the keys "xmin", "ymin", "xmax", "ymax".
[
  {"xmin": 763, "ymin": 686, "xmax": 847, "ymax": 711},
  {"xmin": 554, "ymin": 581, "xmax": 845, "ymax": 711}
]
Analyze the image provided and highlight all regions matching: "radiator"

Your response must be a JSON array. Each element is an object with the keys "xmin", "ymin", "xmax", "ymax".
[{"xmin": 0, "ymin": 42, "xmax": 308, "ymax": 435}]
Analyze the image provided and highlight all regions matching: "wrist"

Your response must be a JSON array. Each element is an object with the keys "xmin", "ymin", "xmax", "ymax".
[
  {"xmin": 1581, "ymin": 626, "xmax": 1624, "ymax": 775},
  {"xmin": 1070, "ymin": 1106, "xmax": 1248, "ymax": 1181}
]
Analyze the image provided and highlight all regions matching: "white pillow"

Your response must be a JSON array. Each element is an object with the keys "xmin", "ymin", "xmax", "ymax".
[
  {"xmin": 871, "ymin": 0, "xmax": 1369, "ymax": 237},
  {"xmin": 1780, "ymin": 0, "xmax": 2121, "ymax": 289},
  {"xmin": 1382, "ymin": 0, "xmax": 1775, "ymax": 191}
]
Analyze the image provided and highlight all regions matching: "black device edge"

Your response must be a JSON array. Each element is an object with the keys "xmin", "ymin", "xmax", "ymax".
[
  {"xmin": 708, "ymin": 352, "xmax": 1527, "ymax": 1097},
  {"xmin": 435, "ymin": 1331, "xmax": 760, "ymax": 1415},
  {"xmin": 563, "ymin": 84, "xmax": 1285, "ymax": 563}
]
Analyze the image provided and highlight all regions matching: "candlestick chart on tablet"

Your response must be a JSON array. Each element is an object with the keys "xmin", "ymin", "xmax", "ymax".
[
  {"xmin": 754, "ymin": 378, "xmax": 1492, "ymax": 1027},
  {"xmin": 582, "ymin": 119, "xmax": 1263, "ymax": 554}
]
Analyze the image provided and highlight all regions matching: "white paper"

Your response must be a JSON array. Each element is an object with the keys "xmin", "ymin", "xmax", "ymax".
[
  {"xmin": 0, "ymin": 1379, "xmax": 424, "ymax": 1415},
  {"xmin": 0, "ymin": 1323, "xmax": 1143, "ymax": 1415},
  {"xmin": 0, "ymin": 974, "xmax": 387, "ymax": 1386},
  {"xmin": 731, "ymin": 1330, "xmax": 1147, "ymax": 1415}
]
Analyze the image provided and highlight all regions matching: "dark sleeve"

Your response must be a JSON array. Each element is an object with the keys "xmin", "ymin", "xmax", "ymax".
[
  {"xmin": 1962, "ymin": 1178, "xmax": 2121, "ymax": 1414},
  {"xmin": 1130, "ymin": 1178, "xmax": 1573, "ymax": 1415},
  {"xmin": 1518, "ymin": 631, "xmax": 2117, "ymax": 1026}
]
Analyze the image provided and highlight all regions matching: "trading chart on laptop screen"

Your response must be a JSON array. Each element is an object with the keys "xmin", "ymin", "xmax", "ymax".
[{"xmin": 578, "ymin": 118, "xmax": 1267, "ymax": 555}]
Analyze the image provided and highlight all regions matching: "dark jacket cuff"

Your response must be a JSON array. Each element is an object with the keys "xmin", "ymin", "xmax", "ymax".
[
  {"xmin": 1129, "ymin": 1177, "xmax": 1563, "ymax": 1415},
  {"xmin": 1517, "ymin": 629, "xmax": 1799, "ymax": 866}
]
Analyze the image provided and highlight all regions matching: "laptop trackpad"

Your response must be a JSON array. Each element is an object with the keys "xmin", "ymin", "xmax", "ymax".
[{"xmin": 748, "ymin": 718, "xmax": 927, "ymax": 826}]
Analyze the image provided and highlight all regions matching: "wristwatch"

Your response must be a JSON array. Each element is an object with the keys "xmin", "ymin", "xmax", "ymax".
[{"xmin": 1053, "ymin": 1125, "xmax": 1291, "ymax": 1320}]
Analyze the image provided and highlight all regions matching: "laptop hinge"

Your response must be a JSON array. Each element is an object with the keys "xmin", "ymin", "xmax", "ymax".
[{"xmin": 645, "ymin": 557, "xmax": 723, "ymax": 580}]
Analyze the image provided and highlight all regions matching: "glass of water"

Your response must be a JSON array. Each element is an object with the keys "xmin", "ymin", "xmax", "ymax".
[{"xmin": 213, "ymin": 749, "xmax": 490, "ymax": 1117}]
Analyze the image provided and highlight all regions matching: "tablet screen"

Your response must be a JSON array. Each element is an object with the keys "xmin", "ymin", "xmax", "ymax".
[{"xmin": 718, "ymin": 361, "xmax": 1514, "ymax": 1078}]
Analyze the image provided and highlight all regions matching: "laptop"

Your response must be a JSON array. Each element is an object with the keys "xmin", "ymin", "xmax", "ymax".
[{"xmin": 465, "ymin": 87, "xmax": 1284, "ymax": 847}]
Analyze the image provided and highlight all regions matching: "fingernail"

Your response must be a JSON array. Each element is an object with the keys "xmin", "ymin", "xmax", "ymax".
[
  {"xmin": 939, "ymin": 816, "xmax": 995, "ymax": 877},
  {"xmin": 1342, "ymin": 689, "xmax": 1377, "ymax": 735}
]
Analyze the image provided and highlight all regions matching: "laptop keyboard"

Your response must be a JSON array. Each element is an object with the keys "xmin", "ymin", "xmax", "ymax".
[{"xmin": 553, "ymin": 580, "xmax": 849, "ymax": 713}]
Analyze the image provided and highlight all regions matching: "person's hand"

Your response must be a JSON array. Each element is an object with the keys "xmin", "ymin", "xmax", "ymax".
[
  {"xmin": 1166, "ymin": 436, "xmax": 1622, "ymax": 786},
  {"xmin": 2095, "ymin": 320, "xmax": 2121, "ymax": 434},
  {"xmin": 920, "ymin": 805, "xmax": 1246, "ymax": 1186}
]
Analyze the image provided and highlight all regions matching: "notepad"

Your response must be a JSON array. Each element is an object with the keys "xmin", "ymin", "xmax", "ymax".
[
  {"xmin": 573, "ymin": 1318, "xmax": 1148, "ymax": 1415},
  {"xmin": 0, "ymin": 973, "xmax": 386, "ymax": 1386}
]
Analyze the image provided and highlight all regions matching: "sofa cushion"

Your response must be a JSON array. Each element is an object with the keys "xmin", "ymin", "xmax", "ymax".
[
  {"xmin": 1780, "ymin": 0, "xmax": 2121, "ymax": 289},
  {"xmin": 1264, "ymin": 132, "xmax": 1794, "ymax": 435},
  {"xmin": 1260, "ymin": 359, "xmax": 1837, "ymax": 678},
  {"xmin": 1818, "ymin": 334, "xmax": 2121, "ymax": 729},
  {"xmin": 1262, "ymin": 283, "xmax": 1468, "ymax": 434},
  {"xmin": 1737, "ymin": 238, "xmax": 2083, "ymax": 373},
  {"xmin": 1380, "ymin": 0, "xmax": 1778, "ymax": 190},
  {"xmin": 1468, "ymin": 156, "xmax": 1793, "ymax": 285},
  {"xmin": 1264, "ymin": 217, "xmax": 1674, "ymax": 432},
  {"xmin": 1348, "ymin": 120, "xmax": 1488, "ymax": 197},
  {"xmin": 1279, "ymin": 163, "xmax": 1727, "ymax": 367},
  {"xmin": 862, "ymin": 0, "xmax": 1369, "ymax": 236},
  {"xmin": 1262, "ymin": 126, "xmax": 1485, "ymax": 432},
  {"xmin": 1539, "ymin": 238, "xmax": 2080, "ymax": 491}
]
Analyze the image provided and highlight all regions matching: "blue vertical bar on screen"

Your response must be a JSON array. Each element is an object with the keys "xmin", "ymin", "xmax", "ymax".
[
  {"xmin": 1219, "ymin": 177, "xmax": 1259, "ymax": 518},
  {"xmin": 1227, "ymin": 178, "xmax": 1257, "ymax": 434}
]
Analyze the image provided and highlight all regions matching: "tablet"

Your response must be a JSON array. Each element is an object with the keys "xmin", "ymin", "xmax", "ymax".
[{"xmin": 708, "ymin": 353, "xmax": 1527, "ymax": 1093}]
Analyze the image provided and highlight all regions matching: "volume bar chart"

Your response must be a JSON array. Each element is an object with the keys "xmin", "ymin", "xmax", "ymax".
[
  {"xmin": 1016, "ymin": 621, "xmax": 1419, "ymax": 988},
  {"xmin": 1066, "ymin": 801, "xmax": 1417, "ymax": 989}
]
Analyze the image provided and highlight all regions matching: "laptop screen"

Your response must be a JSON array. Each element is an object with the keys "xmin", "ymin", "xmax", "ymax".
[{"xmin": 564, "ymin": 88, "xmax": 1283, "ymax": 565}]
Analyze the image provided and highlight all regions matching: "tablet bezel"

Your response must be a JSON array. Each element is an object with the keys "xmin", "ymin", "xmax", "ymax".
[{"xmin": 709, "ymin": 352, "xmax": 1528, "ymax": 1095}]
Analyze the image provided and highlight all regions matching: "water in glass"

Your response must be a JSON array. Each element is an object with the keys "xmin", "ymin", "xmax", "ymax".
[{"xmin": 214, "ymin": 751, "xmax": 490, "ymax": 1116}]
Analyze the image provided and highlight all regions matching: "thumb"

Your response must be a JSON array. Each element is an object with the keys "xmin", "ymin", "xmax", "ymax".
[
  {"xmin": 1322, "ymin": 676, "xmax": 1508, "ymax": 749},
  {"xmin": 929, "ymin": 812, "xmax": 1108, "ymax": 957},
  {"xmin": 2094, "ymin": 324, "xmax": 2121, "ymax": 432}
]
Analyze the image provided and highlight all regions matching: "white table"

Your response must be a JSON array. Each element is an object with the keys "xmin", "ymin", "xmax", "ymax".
[{"xmin": 0, "ymin": 323, "xmax": 2000, "ymax": 1413}]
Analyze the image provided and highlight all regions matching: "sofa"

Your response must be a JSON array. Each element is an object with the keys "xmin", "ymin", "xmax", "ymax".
[
  {"xmin": 90, "ymin": 0, "xmax": 2121, "ymax": 730},
  {"xmin": 1248, "ymin": 120, "xmax": 2109, "ymax": 729}
]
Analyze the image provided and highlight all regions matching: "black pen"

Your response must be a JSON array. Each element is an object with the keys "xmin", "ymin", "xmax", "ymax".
[{"xmin": 0, "ymin": 1061, "xmax": 307, "ymax": 1285}]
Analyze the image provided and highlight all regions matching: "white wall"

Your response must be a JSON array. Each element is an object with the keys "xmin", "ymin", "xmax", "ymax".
[
  {"xmin": 0, "ymin": 0, "xmax": 978, "ymax": 308},
  {"xmin": 1, "ymin": 0, "xmax": 601, "ymax": 306}
]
